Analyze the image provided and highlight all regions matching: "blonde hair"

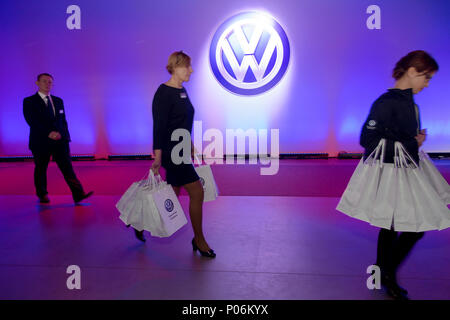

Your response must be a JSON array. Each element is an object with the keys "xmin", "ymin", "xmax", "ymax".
[{"xmin": 166, "ymin": 51, "xmax": 191, "ymax": 74}]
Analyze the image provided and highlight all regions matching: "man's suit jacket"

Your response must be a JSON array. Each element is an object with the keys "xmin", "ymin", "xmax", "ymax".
[{"xmin": 23, "ymin": 93, "xmax": 71, "ymax": 151}]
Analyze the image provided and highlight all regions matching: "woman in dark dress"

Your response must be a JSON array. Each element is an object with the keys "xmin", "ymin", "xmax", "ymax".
[
  {"xmin": 360, "ymin": 50, "xmax": 439, "ymax": 299},
  {"xmin": 145, "ymin": 51, "xmax": 215, "ymax": 258}
]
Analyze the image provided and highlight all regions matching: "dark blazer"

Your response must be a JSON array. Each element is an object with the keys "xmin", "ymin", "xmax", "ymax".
[
  {"xmin": 360, "ymin": 88, "xmax": 420, "ymax": 164},
  {"xmin": 23, "ymin": 93, "xmax": 71, "ymax": 151}
]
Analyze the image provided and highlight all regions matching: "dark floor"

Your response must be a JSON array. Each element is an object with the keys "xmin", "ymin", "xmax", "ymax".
[{"xmin": 0, "ymin": 160, "xmax": 449, "ymax": 299}]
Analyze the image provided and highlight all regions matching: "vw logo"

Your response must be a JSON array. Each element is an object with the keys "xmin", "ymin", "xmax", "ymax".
[
  {"xmin": 199, "ymin": 177, "xmax": 205, "ymax": 188},
  {"xmin": 164, "ymin": 199, "xmax": 174, "ymax": 212},
  {"xmin": 210, "ymin": 11, "xmax": 290, "ymax": 96}
]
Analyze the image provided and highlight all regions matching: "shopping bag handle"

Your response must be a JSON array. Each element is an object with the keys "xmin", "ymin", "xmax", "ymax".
[
  {"xmin": 395, "ymin": 143, "xmax": 409, "ymax": 168},
  {"xmin": 193, "ymin": 153, "xmax": 202, "ymax": 167},
  {"xmin": 148, "ymin": 169, "xmax": 164, "ymax": 188},
  {"xmin": 394, "ymin": 142, "xmax": 418, "ymax": 169},
  {"xmin": 365, "ymin": 138, "xmax": 386, "ymax": 167},
  {"xmin": 138, "ymin": 169, "xmax": 163, "ymax": 189},
  {"xmin": 418, "ymin": 149, "xmax": 428, "ymax": 161}
]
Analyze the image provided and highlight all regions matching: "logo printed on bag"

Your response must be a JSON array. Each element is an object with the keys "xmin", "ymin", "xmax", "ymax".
[
  {"xmin": 164, "ymin": 199, "xmax": 174, "ymax": 212},
  {"xmin": 199, "ymin": 177, "xmax": 205, "ymax": 189},
  {"xmin": 209, "ymin": 11, "xmax": 290, "ymax": 95}
]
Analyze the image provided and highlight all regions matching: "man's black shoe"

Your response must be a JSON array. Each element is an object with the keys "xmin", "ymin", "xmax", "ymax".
[
  {"xmin": 74, "ymin": 191, "xmax": 94, "ymax": 204},
  {"xmin": 39, "ymin": 195, "xmax": 50, "ymax": 203}
]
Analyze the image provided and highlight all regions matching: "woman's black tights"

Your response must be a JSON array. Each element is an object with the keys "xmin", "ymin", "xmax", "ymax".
[{"xmin": 376, "ymin": 228, "xmax": 425, "ymax": 278}]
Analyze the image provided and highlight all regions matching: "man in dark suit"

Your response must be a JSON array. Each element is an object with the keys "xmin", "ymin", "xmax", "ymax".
[{"xmin": 23, "ymin": 73, "xmax": 93, "ymax": 204}]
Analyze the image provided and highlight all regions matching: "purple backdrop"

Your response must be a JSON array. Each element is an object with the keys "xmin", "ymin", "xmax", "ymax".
[{"xmin": 1, "ymin": 0, "xmax": 449, "ymax": 157}]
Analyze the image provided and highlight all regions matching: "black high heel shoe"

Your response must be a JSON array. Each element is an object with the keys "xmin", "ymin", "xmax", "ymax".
[
  {"xmin": 133, "ymin": 228, "xmax": 146, "ymax": 242},
  {"xmin": 381, "ymin": 274, "xmax": 409, "ymax": 300},
  {"xmin": 380, "ymin": 271, "xmax": 408, "ymax": 295},
  {"xmin": 126, "ymin": 224, "xmax": 146, "ymax": 242},
  {"xmin": 192, "ymin": 238, "xmax": 216, "ymax": 258}
]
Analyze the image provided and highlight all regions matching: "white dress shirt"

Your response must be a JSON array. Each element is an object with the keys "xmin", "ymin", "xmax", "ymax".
[{"xmin": 38, "ymin": 91, "xmax": 56, "ymax": 116}]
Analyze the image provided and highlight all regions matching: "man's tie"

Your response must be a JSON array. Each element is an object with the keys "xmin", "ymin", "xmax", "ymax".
[{"xmin": 46, "ymin": 96, "xmax": 55, "ymax": 117}]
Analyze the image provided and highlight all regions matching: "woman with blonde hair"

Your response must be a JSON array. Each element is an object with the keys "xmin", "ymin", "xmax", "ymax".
[{"xmin": 140, "ymin": 51, "xmax": 215, "ymax": 258}]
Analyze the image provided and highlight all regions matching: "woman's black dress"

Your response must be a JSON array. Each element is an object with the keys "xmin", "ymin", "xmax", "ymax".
[{"xmin": 152, "ymin": 84, "xmax": 199, "ymax": 186}]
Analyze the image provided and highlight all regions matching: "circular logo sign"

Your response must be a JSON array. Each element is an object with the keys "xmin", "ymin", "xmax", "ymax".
[
  {"xmin": 210, "ymin": 11, "xmax": 290, "ymax": 96},
  {"xmin": 164, "ymin": 199, "xmax": 174, "ymax": 212}
]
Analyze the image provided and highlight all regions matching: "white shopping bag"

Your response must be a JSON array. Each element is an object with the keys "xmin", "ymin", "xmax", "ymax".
[
  {"xmin": 393, "ymin": 143, "xmax": 450, "ymax": 232},
  {"xmin": 419, "ymin": 150, "xmax": 450, "ymax": 204},
  {"xmin": 151, "ymin": 182, "xmax": 188, "ymax": 237},
  {"xmin": 116, "ymin": 170, "xmax": 187, "ymax": 237},
  {"xmin": 117, "ymin": 180, "xmax": 146, "ymax": 229},
  {"xmin": 370, "ymin": 162, "xmax": 397, "ymax": 229},
  {"xmin": 336, "ymin": 139, "xmax": 388, "ymax": 226},
  {"xmin": 393, "ymin": 143, "xmax": 421, "ymax": 231},
  {"xmin": 337, "ymin": 139, "xmax": 450, "ymax": 232},
  {"xmin": 117, "ymin": 171, "xmax": 162, "ymax": 233},
  {"xmin": 194, "ymin": 155, "xmax": 219, "ymax": 202}
]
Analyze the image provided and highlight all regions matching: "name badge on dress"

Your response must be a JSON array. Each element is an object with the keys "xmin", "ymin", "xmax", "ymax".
[{"xmin": 180, "ymin": 92, "xmax": 187, "ymax": 99}]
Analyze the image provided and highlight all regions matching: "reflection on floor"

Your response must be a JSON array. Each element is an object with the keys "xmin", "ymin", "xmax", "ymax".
[{"xmin": 1, "ymin": 194, "xmax": 449, "ymax": 300}]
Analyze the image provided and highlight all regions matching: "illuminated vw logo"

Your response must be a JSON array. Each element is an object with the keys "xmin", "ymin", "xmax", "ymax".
[{"xmin": 210, "ymin": 12, "xmax": 290, "ymax": 95}]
